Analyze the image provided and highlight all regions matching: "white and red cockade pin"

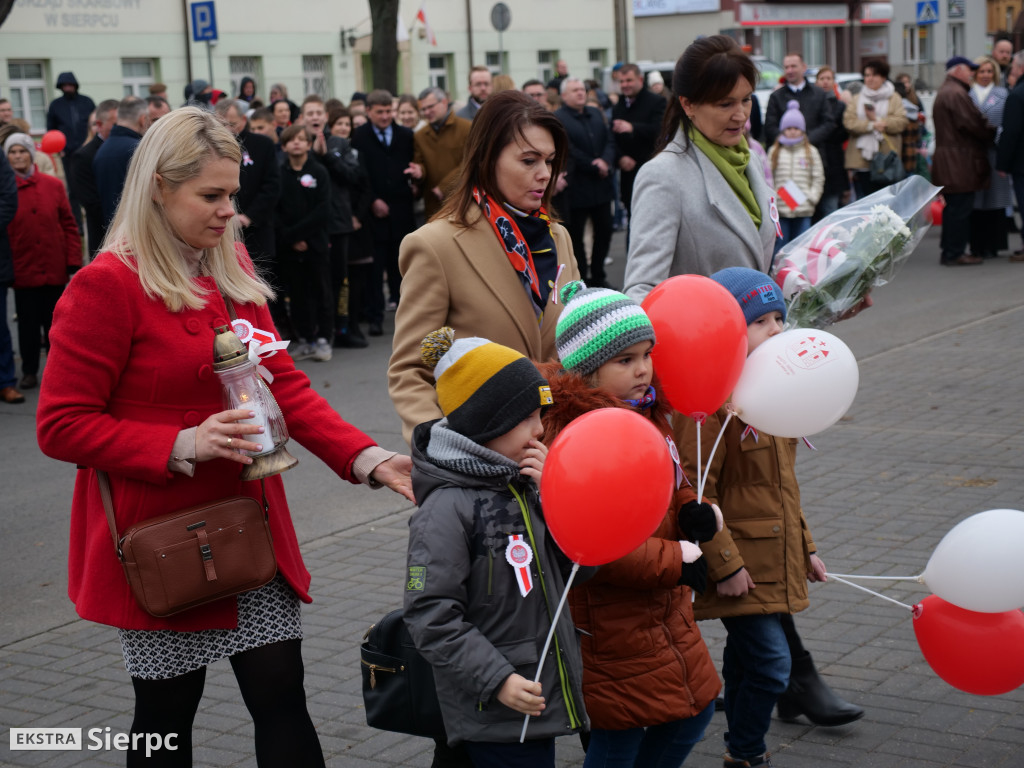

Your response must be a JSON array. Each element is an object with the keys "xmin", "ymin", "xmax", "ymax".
[{"xmin": 506, "ymin": 534, "xmax": 534, "ymax": 598}]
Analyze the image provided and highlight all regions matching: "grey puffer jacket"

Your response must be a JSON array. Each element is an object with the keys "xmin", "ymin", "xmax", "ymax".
[{"xmin": 403, "ymin": 419, "xmax": 591, "ymax": 746}]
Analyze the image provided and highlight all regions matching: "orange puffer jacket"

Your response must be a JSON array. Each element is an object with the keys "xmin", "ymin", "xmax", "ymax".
[{"xmin": 538, "ymin": 364, "xmax": 720, "ymax": 730}]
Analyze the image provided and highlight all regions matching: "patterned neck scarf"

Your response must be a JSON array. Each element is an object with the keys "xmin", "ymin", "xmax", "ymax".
[
  {"xmin": 623, "ymin": 385, "xmax": 657, "ymax": 410},
  {"xmin": 474, "ymin": 187, "xmax": 550, "ymax": 308}
]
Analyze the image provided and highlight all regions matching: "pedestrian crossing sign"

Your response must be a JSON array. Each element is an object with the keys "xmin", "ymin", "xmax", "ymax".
[{"xmin": 916, "ymin": 0, "xmax": 938, "ymax": 25}]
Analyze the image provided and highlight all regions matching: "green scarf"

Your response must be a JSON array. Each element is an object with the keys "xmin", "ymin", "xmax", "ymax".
[{"xmin": 689, "ymin": 126, "xmax": 762, "ymax": 228}]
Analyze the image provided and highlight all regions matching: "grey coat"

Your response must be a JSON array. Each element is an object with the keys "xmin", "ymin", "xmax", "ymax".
[
  {"xmin": 624, "ymin": 128, "xmax": 778, "ymax": 302},
  {"xmin": 403, "ymin": 421, "xmax": 591, "ymax": 746},
  {"xmin": 972, "ymin": 85, "xmax": 1013, "ymax": 211}
]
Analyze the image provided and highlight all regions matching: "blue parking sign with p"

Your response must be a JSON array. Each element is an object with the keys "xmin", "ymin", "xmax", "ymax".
[{"xmin": 191, "ymin": 1, "xmax": 218, "ymax": 42}]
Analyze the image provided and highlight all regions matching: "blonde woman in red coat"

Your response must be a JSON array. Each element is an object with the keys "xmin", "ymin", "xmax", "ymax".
[
  {"xmin": 36, "ymin": 107, "xmax": 414, "ymax": 768},
  {"xmin": 4, "ymin": 133, "xmax": 80, "ymax": 390},
  {"xmin": 540, "ymin": 281, "xmax": 721, "ymax": 767}
]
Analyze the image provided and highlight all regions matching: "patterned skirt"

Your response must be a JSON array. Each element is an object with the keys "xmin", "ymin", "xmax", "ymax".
[{"xmin": 118, "ymin": 575, "xmax": 302, "ymax": 680}]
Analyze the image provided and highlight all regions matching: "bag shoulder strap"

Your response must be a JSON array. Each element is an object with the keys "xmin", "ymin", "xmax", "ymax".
[
  {"xmin": 882, "ymin": 134, "xmax": 897, "ymax": 153},
  {"xmin": 96, "ymin": 470, "xmax": 122, "ymax": 558}
]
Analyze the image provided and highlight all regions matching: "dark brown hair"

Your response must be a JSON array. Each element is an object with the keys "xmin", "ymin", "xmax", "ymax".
[
  {"xmin": 863, "ymin": 59, "xmax": 890, "ymax": 79},
  {"xmin": 656, "ymin": 35, "xmax": 758, "ymax": 154},
  {"xmin": 327, "ymin": 107, "xmax": 352, "ymax": 130},
  {"xmin": 279, "ymin": 124, "xmax": 310, "ymax": 145},
  {"xmin": 438, "ymin": 90, "xmax": 568, "ymax": 226}
]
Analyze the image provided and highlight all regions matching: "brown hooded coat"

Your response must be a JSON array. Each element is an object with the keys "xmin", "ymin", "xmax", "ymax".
[{"xmin": 539, "ymin": 363, "xmax": 720, "ymax": 730}]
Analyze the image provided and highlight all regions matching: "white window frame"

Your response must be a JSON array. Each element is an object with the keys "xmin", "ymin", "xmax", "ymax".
[
  {"xmin": 428, "ymin": 54, "xmax": 451, "ymax": 94},
  {"xmin": 229, "ymin": 56, "xmax": 262, "ymax": 100},
  {"xmin": 762, "ymin": 29, "xmax": 786, "ymax": 66},
  {"xmin": 588, "ymin": 49, "xmax": 607, "ymax": 84},
  {"xmin": 485, "ymin": 51, "xmax": 507, "ymax": 76},
  {"xmin": 121, "ymin": 58, "xmax": 155, "ymax": 98},
  {"xmin": 802, "ymin": 29, "xmax": 824, "ymax": 68},
  {"xmin": 947, "ymin": 23, "xmax": 966, "ymax": 58},
  {"xmin": 537, "ymin": 50, "xmax": 557, "ymax": 84},
  {"xmin": 302, "ymin": 55, "xmax": 331, "ymax": 100},
  {"xmin": 7, "ymin": 60, "xmax": 48, "ymax": 132}
]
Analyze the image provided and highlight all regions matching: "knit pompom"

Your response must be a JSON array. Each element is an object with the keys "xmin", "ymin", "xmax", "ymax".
[
  {"xmin": 559, "ymin": 280, "xmax": 587, "ymax": 306},
  {"xmin": 420, "ymin": 327, "xmax": 456, "ymax": 369}
]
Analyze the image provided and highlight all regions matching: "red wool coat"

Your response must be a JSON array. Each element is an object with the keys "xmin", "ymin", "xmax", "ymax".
[
  {"xmin": 538, "ymin": 365, "xmax": 720, "ymax": 730},
  {"xmin": 36, "ymin": 249, "xmax": 377, "ymax": 631},
  {"xmin": 9, "ymin": 169, "xmax": 81, "ymax": 289}
]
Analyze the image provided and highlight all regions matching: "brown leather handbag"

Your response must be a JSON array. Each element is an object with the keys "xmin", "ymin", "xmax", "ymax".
[{"xmin": 98, "ymin": 471, "xmax": 278, "ymax": 617}]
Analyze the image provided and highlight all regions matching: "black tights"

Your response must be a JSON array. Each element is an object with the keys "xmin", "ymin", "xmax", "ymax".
[{"xmin": 129, "ymin": 639, "xmax": 324, "ymax": 767}]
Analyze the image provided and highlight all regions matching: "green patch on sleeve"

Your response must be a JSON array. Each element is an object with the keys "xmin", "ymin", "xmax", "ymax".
[{"xmin": 406, "ymin": 566, "xmax": 426, "ymax": 592}]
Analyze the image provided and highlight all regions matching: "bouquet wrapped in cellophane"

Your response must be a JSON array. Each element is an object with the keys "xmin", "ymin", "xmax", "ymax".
[{"xmin": 772, "ymin": 176, "xmax": 942, "ymax": 329}]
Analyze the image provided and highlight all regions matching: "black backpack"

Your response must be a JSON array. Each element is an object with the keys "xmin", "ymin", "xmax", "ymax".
[{"xmin": 360, "ymin": 608, "xmax": 445, "ymax": 738}]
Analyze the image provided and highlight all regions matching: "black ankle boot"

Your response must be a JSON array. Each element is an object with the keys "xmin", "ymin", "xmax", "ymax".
[{"xmin": 776, "ymin": 651, "xmax": 864, "ymax": 726}]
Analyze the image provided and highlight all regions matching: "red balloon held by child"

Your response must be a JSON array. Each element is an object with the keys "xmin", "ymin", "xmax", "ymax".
[
  {"xmin": 39, "ymin": 130, "xmax": 67, "ymax": 154},
  {"xmin": 912, "ymin": 595, "xmax": 1024, "ymax": 696},
  {"xmin": 540, "ymin": 408, "xmax": 674, "ymax": 566},
  {"xmin": 641, "ymin": 275, "xmax": 747, "ymax": 421}
]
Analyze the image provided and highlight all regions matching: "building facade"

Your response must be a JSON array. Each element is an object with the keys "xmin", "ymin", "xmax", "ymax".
[{"xmin": 0, "ymin": 0, "xmax": 625, "ymax": 133}]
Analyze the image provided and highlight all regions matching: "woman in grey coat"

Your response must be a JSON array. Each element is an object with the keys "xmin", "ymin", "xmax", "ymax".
[
  {"xmin": 623, "ymin": 36, "xmax": 778, "ymax": 304},
  {"xmin": 970, "ymin": 55, "xmax": 1012, "ymax": 259},
  {"xmin": 622, "ymin": 35, "xmax": 866, "ymax": 739}
]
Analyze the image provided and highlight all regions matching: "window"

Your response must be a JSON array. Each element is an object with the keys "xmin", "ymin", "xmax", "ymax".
[
  {"xmin": 428, "ymin": 54, "xmax": 450, "ymax": 94},
  {"xmin": 121, "ymin": 59, "xmax": 155, "ymax": 97},
  {"xmin": 801, "ymin": 30, "xmax": 824, "ymax": 68},
  {"xmin": 7, "ymin": 60, "xmax": 47, "ymax": 132},
  {"xmin": 230, "ymin": 56, "xmax": 262, "ymax": 99},
  {"xmin": 485, "ymin": 51, "xmax": 507, "ymax": 76},
  {"xmin": 947, "ymin": 24, "xmax": 965, "ymax": 58},
  {"xmin": 761, "ymin": 29, "xmax": 785, "ymax": 65},
  {"xmin": 302, "ymin": 55, "xmax": 331, "ymax": 100},
  {"xmin": 903, "ymin": 24, "xmax": 932, "ymax": 63},
  {"xmin": 538, "ymin": 50, "xmax": 557, "ymax": 83},
  {"xmin": 588, "ymin": 49, "xmax": 607, "ymax": 83}
]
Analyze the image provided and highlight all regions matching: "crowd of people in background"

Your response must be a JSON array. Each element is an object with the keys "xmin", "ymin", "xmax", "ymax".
[{"xmin": 1, "ymin": 37, "xmax": 1021, "ymax": 408}]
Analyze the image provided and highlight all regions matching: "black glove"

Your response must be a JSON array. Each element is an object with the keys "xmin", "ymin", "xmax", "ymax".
[
  {"xmin": 678, "ymin": 557, "xmax": 708, "ymax": 594},
  {"xmin": 677, "ymin": 501, "xmax": 718, "ymax": 543}
]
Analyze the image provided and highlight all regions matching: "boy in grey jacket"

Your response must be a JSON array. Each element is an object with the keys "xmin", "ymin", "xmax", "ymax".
[{"xmin": 404, "ymin": 328, "xmax": 590, "ymax": 767}]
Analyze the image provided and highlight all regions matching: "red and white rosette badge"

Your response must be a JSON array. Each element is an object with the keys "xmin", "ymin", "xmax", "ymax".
[
  {"xmin": 230, "ymin": 319, "xmax": 290, "ymax": 384},
  {"xmin": 506, "ymin": 534, "xmax": 534, "ymax": 597}
]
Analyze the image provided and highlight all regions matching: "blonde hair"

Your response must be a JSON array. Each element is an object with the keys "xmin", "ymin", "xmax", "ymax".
[{"xmin": 101, "ymin": 106, "xmax": 273, "ymax": 312}]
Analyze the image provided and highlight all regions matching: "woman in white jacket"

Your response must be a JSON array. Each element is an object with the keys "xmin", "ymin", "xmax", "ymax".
[{"xmin": 768, "ymin": 100, "xmax": 824, "ymax": 249}]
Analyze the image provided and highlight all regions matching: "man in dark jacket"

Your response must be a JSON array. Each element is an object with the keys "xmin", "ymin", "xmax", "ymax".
[
  {"xmin": 46, "ymin": 72, "xmax": 95, "ymax": 159},
  {"xmin": 68, "ymin": 99, "xmax": 119, "ymax": 257},
  {"xmin": 933, "ymin": 57, "xmax": 996, "ymax": 266},
  {"xmin": 93, "ymin": 96, "xmax": 151, "ymax": 227},
  {"xmin": 350, "ymin": 89, "xmax": 417, "ymax": 333},
  {"xmin": 0, "ymin": 153, "xmax": 22, "ymax": 404},
  {"xmin": 556, "ymin": 78, "xmax": 616, "ymax": 288},
  {"xmin": 764, "ymin": 54, "xmax": 835, "ymax": 152},
  {"xmin": 47, "ymin": 71, "xmax": 95, "ymax": 233},
  {"xmin": 996, "ymin": 51, "xmax": 1024, "ymax": 262},
  {"xmin": 611, "ymin": 63, "xmax": 666, "ymax": 224}
]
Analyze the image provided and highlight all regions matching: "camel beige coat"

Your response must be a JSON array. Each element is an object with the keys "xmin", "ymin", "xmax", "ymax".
[
  {"xmin": 388, "ymin": 209, "xmax": 579, "ymax": 444},
  {"xmin": 413, "ymin": 111, "xmax": 472, "ymax": 220}
]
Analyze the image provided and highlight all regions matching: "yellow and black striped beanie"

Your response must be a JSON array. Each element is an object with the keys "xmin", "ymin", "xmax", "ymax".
[{"xmin": 420, "ymin": 327, "xmax": 554, "ymax": 443}]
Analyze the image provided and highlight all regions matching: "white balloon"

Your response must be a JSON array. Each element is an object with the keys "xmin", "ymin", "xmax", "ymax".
[
  {"xmin": 923, "ymin": 509, "xmax": 1024, "ymax": 613},
  {"xmin": 730, "ymin": 329, "xmax": 859, "ymax": 438}
]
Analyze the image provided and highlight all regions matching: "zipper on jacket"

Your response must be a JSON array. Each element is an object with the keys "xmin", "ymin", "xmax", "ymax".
[
  {"xmin": 509, "ymin": 483, "xmax": 582, "ymax": 730},
  {"xmin": 488, "ymin": 548, "xmax": 494, "ymax": 596}
]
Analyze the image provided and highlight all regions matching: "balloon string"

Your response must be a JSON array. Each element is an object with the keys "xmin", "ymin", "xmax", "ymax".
[
  {"xmin": 700, "ymin": 411, "xmax": 733, "ymax": 499},
  {"xmin": 695, "ymin": 419, "xmax": 702, "ymax": 500},
  {"xmin": 827, "ymin": 573, "xmax": 923, "ymax": 582},
  {"xmin": 520, "ymin": 561, "xmax": 580, "ymax": 743},
  {"xmin": 827, "ymin": 574, "xmax": 915, "ymax": 611}
]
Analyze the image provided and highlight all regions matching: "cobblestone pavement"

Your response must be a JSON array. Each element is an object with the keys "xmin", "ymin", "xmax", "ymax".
[{"xmin": 3, "ymin": 229, "xmax": 1024, "ymax": 766}]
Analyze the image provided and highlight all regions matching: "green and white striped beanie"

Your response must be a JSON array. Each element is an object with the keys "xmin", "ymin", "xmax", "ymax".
[{"xmin": 555, "ymin": 280, "xmax": 656, "ymax": 376}]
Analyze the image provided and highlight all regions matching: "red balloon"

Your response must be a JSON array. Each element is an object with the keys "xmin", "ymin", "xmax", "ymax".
[
  {"xmin": 929, "ymin": 198, "xmax": 944, "ymax": 226},
  {"xmin": 39, "ymin": 130, "xmax": 66, "ymax": 155},
  {"xmin": 541, "ymin": 408, "xmax": 674, "ymax": 566},
  {"xmin": 641, "ymin": 275, "xmax": 747, "ymax": 420},
  {"xmin": 913, "ymin": 595, "xmax": 1024, "ymax": 695}
]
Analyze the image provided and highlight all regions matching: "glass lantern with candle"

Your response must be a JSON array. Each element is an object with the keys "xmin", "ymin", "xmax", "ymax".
[{"xmin": 212, "ymin": 325, "xmax": 298, "ymax": 480}]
